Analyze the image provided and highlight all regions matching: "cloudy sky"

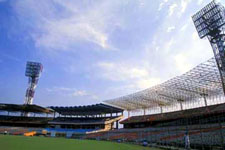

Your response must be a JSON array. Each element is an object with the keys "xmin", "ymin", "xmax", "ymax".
[{"xmin": 0, "ymin": 0, "xmax": 223, "ymax": 107}]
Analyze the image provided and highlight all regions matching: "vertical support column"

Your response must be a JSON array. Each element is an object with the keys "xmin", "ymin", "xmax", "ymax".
[
  {"xmin": 180, "ymin": 102, "xmax": 183, "ymax": 111},
  {"xmin": 203, "ymin": 94, "xmax": 208, "ymax": 107},
  {"xmin": 143, "ymin": 109, "xmax": 146, "ymax": 116},
  {"xmin": 160, "ymin": 106, "xmax": 163, "ymax": 114},
  {"xmin": 116, "ymin": 121, "xmax": 119, "ymax": 129},
  {"xmin": 208, "ymin": 35, "xmax": 225, "ymax": 95},
  {"xmin": 177, "ymin": 99, "xmax": 184, "ymax": 111},
  {"xmin": 128, "ymin": 111, "xmax": 130, "ymax": 118},
  {"xmin": 25, "ymin": 77, "xmax": 38, "ymax": 105},
  {"xmin": 111, "ymin": 123, "xmax": 113, "ymax": 130}
]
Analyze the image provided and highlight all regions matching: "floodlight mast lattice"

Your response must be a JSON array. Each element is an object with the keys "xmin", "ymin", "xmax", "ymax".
[
  {"xmin": 192, "ymin": 0, "xmax": 225, "ymax": 94},
  {"xmin": 24, "ymin": 61, "xmax": 43, "ymax": 105}
]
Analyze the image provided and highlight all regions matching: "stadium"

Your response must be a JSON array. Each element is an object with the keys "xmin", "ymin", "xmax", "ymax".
[{"xmin": 1, "ymin": 1, "xmax": 225, "ymax": 150}]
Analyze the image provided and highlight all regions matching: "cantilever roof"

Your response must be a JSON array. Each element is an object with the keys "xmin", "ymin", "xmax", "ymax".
[
  {"xmin": 49, "ymin": 103, "xmax": 124, "ymax": 116},
  {"xmin": 104, "ymin": 58, "xmax": 224, "ymax": 110},
  {"xmin": 0, "ymin": 103, "xmax": 54, "ymax": 113}
]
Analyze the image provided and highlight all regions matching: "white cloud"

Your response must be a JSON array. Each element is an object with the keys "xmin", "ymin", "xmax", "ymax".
[
  {"xmin": 180, "ymin": 0, "xmax": 191, "ymax": 14},
  {"xmin": 192, "ymin": 32, "xmax": 199, "ymax": 40},
  {"xmin": 158, "ymin": 0, "xmax": 169, "ymax": 11},
  {"xmin": 168, "ymin": 3, "xmax": 178, "ymax": 16},
  {"xmin": 138, "ymin": 0, "xmax": 145, "ymax": 8},
  {"xmin": 197, "ymin": 0, "xmax": 204, "ymax": 5},
  {"xmin": 72, "ymin": 90, "xmax": 88, "ymax": 97},
  {"xmin": 13, "ymin": 0, "xmax": 122, "ymax": 51},
  {"xmin": 165, "ymin": 38, "xmax": 175, "ymax": 53},
  {"xmin": 136, "ymin": 78, "xmax": 161, "ymax": 89},
  {"xmin": 180, "ymin": 23, "xmax": 189, "ymax": 32},
  {"xmin": 35, "ymin": 22, "xmax": 108, "ymax": 50},
  {"xmin": 96, "ymin": 62, "xmax": 161, "ymax": 90},
  {"xmin": 143, "ymin": 0, "xmax": 213, "ymax": 81},
  {"xmin": 97, "ymin": 62, "xmax": 149, "ymax": 81},
  {"xmin": 167, "ymin": 26, "xmax": 175, "ymax": 32},
  {"xmin": 174, "ymin": 53, "xmax": 192, "ymax": 73},
  {"xmin": 46, "ymin": 86, "xmax": 98, "ymax": 99},
  {"xmin": 46, "ymin": 87, "xmax": 75, "ymax": 92},
  {"xmin": 90, "ymin": 95, "xmax": 99, "ymax": 100}
]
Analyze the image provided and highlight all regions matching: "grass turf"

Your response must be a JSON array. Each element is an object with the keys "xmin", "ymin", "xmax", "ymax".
[{"xmin": 0, "ymin": 135, "xmax": 160, "ymax": 150}]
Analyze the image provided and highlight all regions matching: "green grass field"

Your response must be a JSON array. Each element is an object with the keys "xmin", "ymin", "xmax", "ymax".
[{"xmin": 0, "ymin": 135, "xmax": 160, "ymax": 150}]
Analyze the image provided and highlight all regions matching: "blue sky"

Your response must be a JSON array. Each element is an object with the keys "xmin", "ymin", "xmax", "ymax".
[{"xmin": 0, "ymin": 0, "xmax": 223, "ymax": 107}]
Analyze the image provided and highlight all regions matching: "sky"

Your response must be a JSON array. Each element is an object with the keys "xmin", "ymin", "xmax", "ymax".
[{"xmin": 0, "ymin": 0, "xmax": 224, "ymax": 107}]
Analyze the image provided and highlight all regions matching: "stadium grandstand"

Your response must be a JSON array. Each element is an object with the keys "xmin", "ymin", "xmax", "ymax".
[
  {"xmin": 47, "ymin": 104, "xmax": 123, "ymax": 137},
  {"xmin": 0, "ymin": 103, "xmax": 54, "ymax": 127},
  {"xmin": 88, "ymin": 1, "xmax": 225, "ymax": 149},
  {"xmin": 85, "ymin": 59, "xmax": 225, "ymax": 149},
  {"xmin": 0, "ymin": 103, "xmax": 124, "ymax": 138},
  {"xmin": 0, "ymin": 103, "xmax": 54, "ymax": 136}
]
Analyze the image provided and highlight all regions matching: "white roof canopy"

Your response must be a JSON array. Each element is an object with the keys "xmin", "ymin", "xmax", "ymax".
[{"xmin": 104, "ymin": 58, "xmax": 224, "ymax": 110}]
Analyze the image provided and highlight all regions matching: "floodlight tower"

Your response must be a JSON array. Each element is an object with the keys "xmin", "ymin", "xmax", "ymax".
[
  {"xmin": 24, "ymin": 61, "xmax": 43, "ymax": 105},
  {"xmin": 192, "ymin": 1, "xmax": 225, "ymax": 94}
]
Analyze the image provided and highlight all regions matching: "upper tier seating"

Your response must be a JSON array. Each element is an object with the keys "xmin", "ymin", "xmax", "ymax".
[
  {"xmin": 121, "ymin": 103, "xmax": 225, "ymax": 127},
  {"xmin": 50, "ymin": 116, "xmax": 118, "ymax": 124},
  {"xmin": 0, "ymin": 115, "xmax": 52, "ymax": 123}
]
